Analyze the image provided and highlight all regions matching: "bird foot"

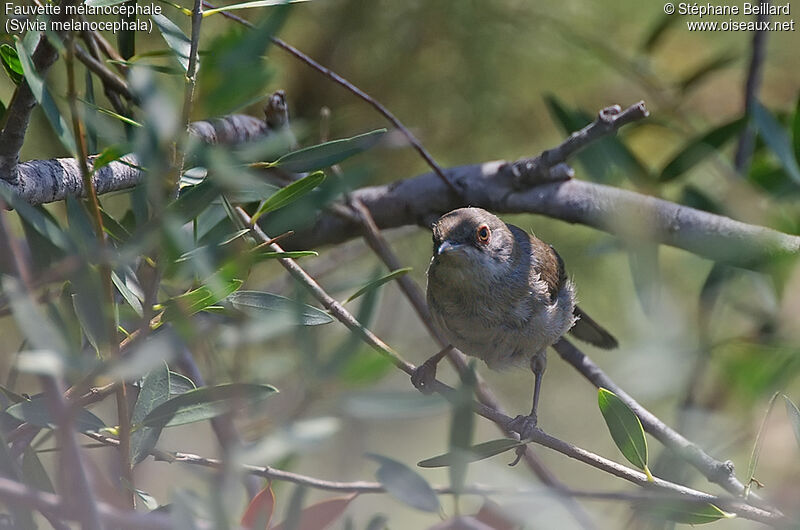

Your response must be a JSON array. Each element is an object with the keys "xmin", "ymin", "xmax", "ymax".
[
  {"xmin": 507, "ymin": 413, "xmax": 538, "ymax": 440},
  {"xmin": 410, "ymin": 360, "xmax": 438, "ymax": 395}
]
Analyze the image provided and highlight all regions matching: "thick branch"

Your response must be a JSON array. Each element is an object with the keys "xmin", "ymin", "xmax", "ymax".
[
  {"xmin": 2, "ymin": 115, "xmax": 269, "ymax": 204},
  {"xmin": 283, "ymin": 162, "xmax": 799, "ymax": 269}
]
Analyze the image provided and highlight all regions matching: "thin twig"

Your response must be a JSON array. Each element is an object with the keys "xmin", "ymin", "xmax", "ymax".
[
  {"xmin": 74, "ymin": 44, "xmax": 133, "ymax": 100},
  {"xmin": 200, "ymin": 0, "xmax": 461, "ymax": 196}
]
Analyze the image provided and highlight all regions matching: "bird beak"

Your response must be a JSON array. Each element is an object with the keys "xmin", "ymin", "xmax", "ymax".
[{"xmin": 436, "ymin": 240, "xmax": 464, "ymax": 256}]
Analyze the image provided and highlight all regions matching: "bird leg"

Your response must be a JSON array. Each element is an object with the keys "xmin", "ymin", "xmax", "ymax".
[
  {"xmin": 410, "ymin": 345, "xmax": 453, "ymax": 394},
  {"xmin": 507, "ymin": 351, "xmax": 547, "ymax": 440}
]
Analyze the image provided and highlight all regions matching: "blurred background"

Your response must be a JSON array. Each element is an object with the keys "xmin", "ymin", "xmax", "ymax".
[{"xmin": 1, "ymin": 0, "xmax": 800, "ymax": 528}]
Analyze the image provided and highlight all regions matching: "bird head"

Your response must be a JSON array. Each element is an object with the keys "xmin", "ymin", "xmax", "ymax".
[{"xmin": 430, "ymin": 208, "xmax": 515, "ymax": 270}]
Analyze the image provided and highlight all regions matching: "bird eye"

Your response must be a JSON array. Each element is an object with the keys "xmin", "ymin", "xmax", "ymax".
[{"xmin": 476, "ymin": 224, "xmax": 491, "ymax": 244}]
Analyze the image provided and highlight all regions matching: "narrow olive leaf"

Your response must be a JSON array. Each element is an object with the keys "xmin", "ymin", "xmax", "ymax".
[
  {"xmin": 228, "ymin": 291, "xmax": 334, "ymax": 325},
  {"xmin": 626, "ymin": 245, "xmax": 660, "ymax": 316},
  {"xmin": 112, "ymin": 271, "xmax": 144, "ymax": 317},
  {"xmin": 0, "ymin": 43, "xmax": 24, "ymax": 84},
  {"xmin": 139, "ymin": 383, "xmax": 277, "ymax": 428},
  {"xmin": 131, "ymin": 363, "xmax": 170, "ymax": 465},
  {"xmin": 92, "ymin": 145, "xmax": 127, "ymax": 172},
  {"xmin": 744, "ymin": 392, "xmax": 780, "ymax": 497},
  {"xmin": 3, "ymin": 277, "xmax": 69, "ymax": 355},
  {"xmin": 659, "ymin": 118, "xmax": 746, "ymax": 182},
  {"xmin": 169, "ymin": 371, "xmax": 197, "ymax": 395},
  {"xmin": 0, "ymin": 183, "xmax": 72, "ymax": 252},
  {"xmin": 449, "ymin": 364, "xmax": 477, "ymax": 498},
  {"xmin": 251, "ymin": 250, "xmax": 319, "ymax": 261},
  {"xmin": 678, "ymin": 53, "xmax": 737, "ymax": 93},
  {"xmin": 271, "ymin": 129, "xmax": 387, "ymax": 173},
  {"xmin": 784, "ymin": 395, "xmax": 800, "ymax": 449},
  {"xmin": 161, "ymin": 279, "xmax": 243, "ymax": 322},
  {"xmin": 598, "ymin": 388, "xmax": 651, "ymax": 478},
  {"xmin": 151, "ymin": 14, "xmax": 192, "ymax": 72},
  {"xmin": 636, "ymin": 499, "xmax": 734, "ymax": 524},
  {"xmin": 641, "ymin": 14, "xmax": 677, "ymax": 53},
  {"xmin": 240, "ymin": 484, "xmax": 276, "ymax": 530},
  {"xmin": 79, "ymin": 98, "xmax": 143, "ymax": 127},
  {"xmin": 250, "ymin": 171, "xmax": 326, "ymax": 223},
  {"xmin": 204, "ymin": 0, "xmax": 309, "ymax": 16},
  {"xmin": 417, "ymin": 438, "xmax": 524, "ymax": 468},
  {"xmin": 366, "ymin": 453, "xmax": 440, "ymax": 513},
  {"xmin": 0, "ymin": 99, "xmax": 6, "ymax": 122},
  {"xmin": 345, "ymin": 268, "xmax": 412, "ymax": 304},
  {"xmin": 15, "ymin": 37, "xmax": 76, "ymax": 153},
  {"xmin": 6, "ymin": 400, "xmax": 106, "ymax": 432},
  {"xmin": 170, "ymin": 180, "xmax": 221, "ymax": 224},
  {"xmin": 22, "ymin": 446, "xmax": 55, "ymax": 494},
  {"xmin": 753, "ymin": 102, "xmax": 800, "ymax": 184}
]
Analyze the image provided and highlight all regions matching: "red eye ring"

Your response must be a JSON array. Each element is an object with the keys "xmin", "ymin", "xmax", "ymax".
[{"xmin": 476, "ymin": 224, "xmax": 491, "ymax": 244}]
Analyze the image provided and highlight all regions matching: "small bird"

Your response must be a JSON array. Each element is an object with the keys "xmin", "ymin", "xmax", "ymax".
[{"xmin": 413, "ymin": 207, "xmax": 617, "ymax": 437}]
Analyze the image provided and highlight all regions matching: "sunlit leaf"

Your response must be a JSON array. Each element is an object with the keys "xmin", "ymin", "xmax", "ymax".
[
  {"xmin": 131, "ymin": 363, "xmax": 170, "ymax": 465},
  {"xmin": 636, "ymin": 499, "xmax": 734, "ymax": 524},
  {"xmin": 270, "ymin": 129, "xmax": 386, "ymax": 173},
  {"xmin": 659, "ymin": 118, "xmax": 745, "ymax": 182},
  {"xmin": 241, "ymin": 484, "xmax": 275, "ymax": 530},
  {"xmin": 15, "ymin": 37, "xmax": 76, "ymax": 153},
  {"xmin": 346, "ymin": 268, "xmax": 411, "ymax": 303},
  {"xmin": 366, "ymin": 453, "xmax": 439, "ymax": 513},
  {"xmin": 251, "ymin": 171, "xmax": 326, "ymax": 223},
  {"xmin": 418, "ymin": 438, "xmax": 524, "ymax": 468},
  {"xmin": 161, "ymin": 278, "xmax": 243, "ymax": 322},
  {"xmin": 0, "ymin": 43, "xmax": 24, "ymax": 84},
  {"xmin": 92, "ymin": 145, "xmax": 128, "ymax": 172},
  {"xmin": 6, "ymin": 399, "xmax": 106, "ymax": 432},
  {"xmin": 251, "ymin": 250, "xmax": 318, "ymax": 261},
  {"xmin": 151, "ymin": 14, "xmax": 192, "ymax": 73},
  {"xmin": 139, "ymin": 383, "xmax": 277, "ymax": 428},
  {"xmin": 753, "ymin": 102, "xmax": 800, "ymax": 184},
  {"xmin": 598, "ymin": 388, "xmax": 651, "ymax": 477},
  {"xmin": 228, "ymin": 291, "xmax": 333, "ymax": 325},
  {"xmin": 79, "ymin": 98, "xmax": 142, "ymax": 127}
]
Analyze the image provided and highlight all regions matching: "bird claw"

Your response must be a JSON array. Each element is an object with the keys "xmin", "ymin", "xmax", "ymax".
[
  {"xmin": 411, "ymin": 360, "xmax": 437, "ymax": 395},
  {"xmin": 507, "ymin": 413, "xmax": 538, "ymax": 440}
]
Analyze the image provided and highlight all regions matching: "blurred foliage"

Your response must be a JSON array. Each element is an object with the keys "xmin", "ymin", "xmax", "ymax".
[{"xmin": 0, "ymin": 1, "xmax": 798, "ymax": 528}]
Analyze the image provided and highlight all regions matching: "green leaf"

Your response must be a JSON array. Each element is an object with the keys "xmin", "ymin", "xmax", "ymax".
[
  {"xmin": 345, "ymin": 268, "xmax": 411, "ymax": 303},
  {"xmin": 228, "ymin": 291, "xmax": 333, "ymax": 325},
  {"xmin": 22, "ymin": 446, "xmax": 54, "ymax": 494},
  {"xmin": 79, "ymin": 98, "xmax": 142, "ymax": 127},
  {"xmin": 636, "ymin": 499, "xmax": 734, "ymax": 524},
  {"xmin": 161, "ymin": 278, "xmax": 243, "ymax": 322},
  {"xmin": 0, "ymin": 43, "xmax": 24, "ymax": 84},
  {"xmin": 0, "ymin": 431, "xmax": 36, "ymax": 529},
  {"xmin": 92, "ymin": 145, "xmax": 128, "ymax": 172},
  {"xmin": 6, "ymin": 399, "xmax": 106, "ymax": 432},
  {"xmin": 251, "ymin": 171, "xmax": 326, "ymax": 223},
  {"xmin": 2, "ymin": 277, "xmax": 68, "ymax": 354},
  {"xmin": 784, "ymin": 395, "xmax": 800, "ymax": 449},
  {"xmin": 753, "ymin": 102, "xmax": 800, "ymax": 184},
  {"xmin": 251, "ymin": 250, "xmax": 319, "ymax": 261},
  {"xmin": 170, "ymin": 180, "xmax": 221, "ymax": 224},
  {"xmin": 112, "ymin": 271, "xmax": 144, "ymax": 317},
  {"xmin": 0, "ymin": 185, "xmax": 72, "ymax": 251},
  {"xmin": 418, "ymin": 438, "xmax": 524, "ymax": 468},
  {"xmin": 448, "ymin": 364, "xmax": 477, "ymax": 498},
  {"xmin": 15, "ymin": 37, "xmax": 76, "ymax": 153},
  {"xmin": 204, "ymin": 0, "xmax": 310, "ymax": 16},
  {"xmin": 744, "ymin": 392, "xmax": 779, "ymax": 497},
  {"xmin": 271, "ymin": 129, "xmax": 386, "ymax": 173},
  {"xmin": 72, "ymin": 272, "xmax": 112, "ymax": 353},
  {"xmin": 169, "ymin": 371, "xmax": 197, "ymax": 395},
  {"xmin": 139, "ymin": 383, "xmax": 277, "ymax": 428},
  {"xmin": 151, "ymin": 14, "xmax": 192, "ymax": 73},
  {"xmin": 659, "ymin": 118, "xmax": 746, "ymax": 182},
  {"xmin": 598, "ymin": 388, "xmax": 650, "ymax": 475},
  {"xmin": 131, "ymin": 363, "xmax": 171, "ymax": 465},
  {"xmin": 366, "ymin": 453, "xmax": 439, "ymax": 513}
]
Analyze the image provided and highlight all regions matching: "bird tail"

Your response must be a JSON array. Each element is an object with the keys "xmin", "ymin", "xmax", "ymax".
[{"xmin": 569, "ymin": 306, "xmax": 618, "ymax": 349}]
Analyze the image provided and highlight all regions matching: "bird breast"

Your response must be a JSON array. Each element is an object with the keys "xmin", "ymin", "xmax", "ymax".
[{"xmin": 426, "ymin": 258, "xmax": 576, "ymax": 370}]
